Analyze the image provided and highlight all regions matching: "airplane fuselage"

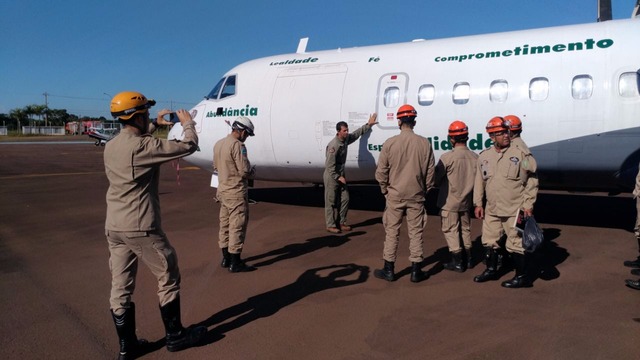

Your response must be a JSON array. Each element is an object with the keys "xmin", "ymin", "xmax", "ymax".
[{"xmin": 171, "ymin": 19, "xmax": 640, "ymax": 192}]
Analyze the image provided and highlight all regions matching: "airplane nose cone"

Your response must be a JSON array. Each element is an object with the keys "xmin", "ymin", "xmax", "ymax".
[{"xmin": 167, "ymin": 122, "xmax": 184, "ymax": 141}]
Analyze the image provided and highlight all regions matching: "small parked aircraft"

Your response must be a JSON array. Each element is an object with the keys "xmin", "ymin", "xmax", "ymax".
[{"xmin": 87, "ymin": 128, "xmax": 118, "ymax": 146}]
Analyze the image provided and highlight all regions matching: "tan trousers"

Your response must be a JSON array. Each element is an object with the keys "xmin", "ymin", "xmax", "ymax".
[
  {"xmin": 107, "ymin": 229, "xmax": 181, "ymax": 314},
  {"xmin": 635, "ymin": 197, "xmax": 640, "ymax": 238},
  {"xmin": 382, "ymin": 199, "xmax": 427, "ymax": 263},
  {"xmin": 218, "ymin": 193, "xmax": 249, "ymax": 254},
  {"xmin": 440, "ymin": 210, "xmax": 472, "ymax": 252},
  {"xmin": 481, "ymin": 213, "xmax": 524, "ymax": 254},
  {"xmin": 324, "ymin": 177, "xmax": 349, "ymax": 228}
]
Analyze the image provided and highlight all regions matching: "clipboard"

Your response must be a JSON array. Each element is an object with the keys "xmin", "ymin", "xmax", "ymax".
[
  {"xmin": 513, "ymin": 208, "xmax": 528, "ymax": 233},
  {"xmin": 210, "ymin": 173, "xmax": 219, "ymax": 188}
]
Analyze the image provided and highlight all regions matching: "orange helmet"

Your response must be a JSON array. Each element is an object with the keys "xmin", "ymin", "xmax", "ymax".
[
  {"xmin": 503, "ymin": 115, "xmax": 522, "ymax": 131},
  {"xmin": 486, "ymin": 116, "xmax": 508, "ymax": 134},
  {"xmin": 396, "ymin": 104, "xmax": 417, "ymax": 120},
  {"xmin": 110, "ymin": 91, "xmax": 156, "ymax": 120},
  {"xmin": 448, "ymin": 120, "xmax": 468, "ymax": 137}
]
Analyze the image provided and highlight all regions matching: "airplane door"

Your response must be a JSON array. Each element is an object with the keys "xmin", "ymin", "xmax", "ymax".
[
  {"xmin": 270, "ymin": 64, "xmax": 347, "ymax": 167},
  {"xmin": 376, "ymin": 73, "xmax": 409, "ymax": 129}
]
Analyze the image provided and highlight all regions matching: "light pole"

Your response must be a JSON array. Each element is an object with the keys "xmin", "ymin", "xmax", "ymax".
[
  {"xmin": 103, "ymin": 93, "xmax": 114, "ymax": 129},
  {"xmin": 43, "ymin": 92, "xmax": 49, "ymax": 127}
]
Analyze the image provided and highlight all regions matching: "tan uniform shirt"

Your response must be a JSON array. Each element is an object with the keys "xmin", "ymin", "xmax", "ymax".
[
  {"xmin": 633, "ymin": 163, "xmax": 640, "ymax": 199},
  {"xmin": 324, "ymin": 123, "xmax": 372, "ymax": 182},
  {"xmin": 375, "ymin": 128, "xmax": 435, "ymax": 202},
  {"xmin": 213, "ymin": 134, "xmax": 253, "ymax": 198},
  {"xmin": 511, "ymin": 136, "xmax": 530, "ymax": 155},
  {"xmin": 104, "ymin": 121, "xmax": 199, "ymax": 231},
  {"xmin": 473, "ymin": 144, "xmax": 538, "ymax": 216},
  {"xmin": 435, "ymin": 146, "xmax": 478, "ymax": 211}
]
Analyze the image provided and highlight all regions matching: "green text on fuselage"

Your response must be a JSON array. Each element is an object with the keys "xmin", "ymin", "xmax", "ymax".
[
  {"xmin": 368, "ymin": 133, "xmax": 493, "ymax": 152},
  {"xmin": 206, "ymin": 105, "xmax": 258, "ymax": 118},
  {"xmin": 434, "ymin": 38, "xmax": 613, "ymax": 63}
]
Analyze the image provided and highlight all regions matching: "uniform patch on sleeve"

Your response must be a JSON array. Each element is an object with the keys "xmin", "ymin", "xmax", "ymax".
[
  {"xmin": 509, "ymin": 156, "xmax": 520, "ymax": 165},
  {"xmin": 328, "ymin": 147, "xmax": 335, "ymax": 154}
]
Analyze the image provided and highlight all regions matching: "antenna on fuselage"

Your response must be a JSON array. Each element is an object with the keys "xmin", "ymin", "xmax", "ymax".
[
  {"xmin": 597, "ymin": 0, "xmax": 612, "ymax": 21},
  {"xmin": 296, "ymin": 37, "xmax": 309, "ymax": 54}
]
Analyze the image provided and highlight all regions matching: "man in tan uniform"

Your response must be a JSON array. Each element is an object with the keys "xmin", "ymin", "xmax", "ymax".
[
  {"xmin": 504, "ymin": 115, "xmax": 530, "ymax": 154},
  {"xmin": 473, "ymin": 116, "xmax": 539, "ymax": 288},
  {"xmin": 324, "ymin": 114, "xmax": 378, "ymax": 233},
  {"xmin": 374, "ymin": 104, "xmax": 435, "ymax": 283},
  {"xmin": 435, "ymin": 120, "xmax": 478, "ymax": 272},
  {"xmin": 213, "ymin": 116, "xmax": 256, "ymax": 273},
  {"xmin": 624, "ymin": 164, "xmax": 640, "ymax": 290},
  {"xmin": 105, "ymin": 91, "xmax": 205, "ymax": 359}
]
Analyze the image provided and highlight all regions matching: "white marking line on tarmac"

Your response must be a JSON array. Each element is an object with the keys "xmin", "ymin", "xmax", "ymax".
[
  {"xmin": 0, "ymin": 171, "xmax": 104, "ymax": 180},
  {"xmin": 0, "ymin": 167, "xmax": 201, "ymax": 180}
]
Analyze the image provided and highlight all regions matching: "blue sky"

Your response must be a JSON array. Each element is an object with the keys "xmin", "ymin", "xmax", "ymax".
[{"xmin": 0, "ymin": 0, "xmax": 634, "ymax": 119}]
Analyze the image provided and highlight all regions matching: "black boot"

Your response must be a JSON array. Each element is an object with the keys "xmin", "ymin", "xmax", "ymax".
[
  {"xmin": 220, "ymin": 247, "xmax": 230, "ymax": 268},
  {"xmin": 159, "ymin": 296, "xmax": 206, "ymax": 352},
  {"xmin": 465, "ymin": 248, "xmax": 474, "ymax": 269},
  {"xmin": 625, "ymin": 278, "xmax": 640, "ymax": 290},
  {"xmin": 111, "ymin": 303, "xmax": 148, "ymax": 360},
  {"xmin": 623, "ymin": 238, "xmax": 640, "ymax": 267},
  {"xmin": 374, "ymin": 260, "xmax": 395, "ymax": 282},
  {"xmin": 501, "ymin": 253, "xmax": 532, "ymax": 288},
  {"xmin": 443, "ymin": 251, "xmax": 465, "ymax": 273},
  {"xmin": 228, "ymin": 252, "xmax": 256, "ymax": 273},
  {"xmin": 474, "ymin": 248, "xmax": 499, "ymax": 283},
  {"xmin": 631, "ymin": 268, "xmax": 640, "ymax": 276},
  {"xmin": 624, "ymin": 257, "xmax": 640, "ymax": 268},
  {"xmin": 410, "ymin": 262, "xmax": 427, "ymax": 283}
]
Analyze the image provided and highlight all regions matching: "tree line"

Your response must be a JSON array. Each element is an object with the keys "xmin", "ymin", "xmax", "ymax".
[{"xmin": 0, "ymin": 104, "xmax": 108, "ymax": 130}]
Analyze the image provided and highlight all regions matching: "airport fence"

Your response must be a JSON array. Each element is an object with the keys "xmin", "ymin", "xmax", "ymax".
[
  {"xmin": 21, "ymin": 126, "xmax": 65, "ymax": 136},
  {"xmin": 0, "ymin": 126, "xmax": 7, "ymax": 136}
]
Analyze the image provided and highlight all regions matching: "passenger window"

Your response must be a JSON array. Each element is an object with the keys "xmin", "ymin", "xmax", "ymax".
[
  {"xmin": 619, "ymin": 72, "xmax": 640, "ymax": 98},
  {"xmin": 452, "ymin": 82, "xmax": 470, "ymax": 105},
  {"xmin": 418, "ymin": 84, "xmax": 435, "ymax": 106},
  {"xmin": 490, "ymin": 80, "xmax": 508, "ymax": 103},
  {"xmin": 384, "ymin": 87, "xmax": 400, "ymax": 108},
  {"xmin": 529, "ymin": 77, "xmax": 549, "ymax": 101},
  {"xmin": 220, "ymin": 75, "xmax": 236, "ymax": 99},
  {"xmin": 207, "ymin": 77, "xmax": 225, "ymax": 99},
  {"xmin": 572, "ymin": 75, "xmax": 593, "ymax": 100}
]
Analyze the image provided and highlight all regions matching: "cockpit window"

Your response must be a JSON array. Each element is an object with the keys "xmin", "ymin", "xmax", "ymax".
[
  {"xmin": 207, "ymin": 78, "xmax": 225, "ymax": 99},
  {"xmin": 220, "ymin": 75, "xmax": 236, "ymax": 99}
]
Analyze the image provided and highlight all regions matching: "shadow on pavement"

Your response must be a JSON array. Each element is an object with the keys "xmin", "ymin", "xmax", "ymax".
[{"xmin": 196, "ymin": 264, "xmax": 369, "ymax": 344}]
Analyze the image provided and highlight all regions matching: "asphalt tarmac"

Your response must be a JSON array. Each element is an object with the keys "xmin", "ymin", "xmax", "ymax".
[{"xmin": 0, "ymin": 137, "xmax": 638, "ymax": 359}]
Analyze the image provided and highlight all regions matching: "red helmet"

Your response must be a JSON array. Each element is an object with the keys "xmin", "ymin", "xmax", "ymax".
[
  {"xmin": 486, "ymin": 116, "xmax": 508, "ymax": 134},
  {"xmin": 448, "ymin": 120, "xmax": 468, "ymax": 137},
  {"xmin": 503, "ymin": 115, "xmax": 522, "ymax": 131},
  {"xmin": 396, "ymin": 104, "xmax": 417, "ymax": 120}
]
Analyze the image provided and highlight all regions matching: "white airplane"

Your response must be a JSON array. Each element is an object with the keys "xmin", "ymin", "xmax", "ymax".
[{"xmin": 169, "ymin": 8, "xmax": 640, "ymax": 193}]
